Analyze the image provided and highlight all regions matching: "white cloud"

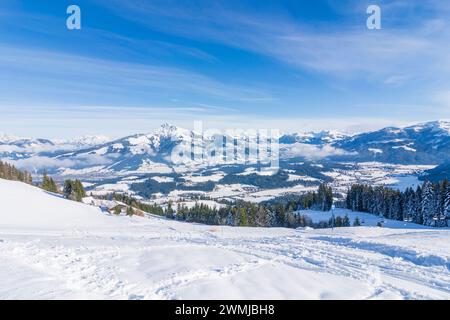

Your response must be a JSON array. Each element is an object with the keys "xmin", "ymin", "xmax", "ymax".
[
  {"xmin": 0, "ymin": 143, "xmax": 60, "ymax": 154},
  {"xmin": 0, "ymin": 145, "xmax": 22, "ymax": 153},
  {"xmin": 281, "ymin": 143, "xmax": 354, "ymax": 160},
  {"xmin": 100, "ymin": 0, "xmax": 450, "ymax": 84},
  {"xmin": 0, "ymin": 44, "xmax": 271, "ymax": 103},
  {"xmin": 8, "ymin": 154, "xmax": 113, "ymax": 171}
]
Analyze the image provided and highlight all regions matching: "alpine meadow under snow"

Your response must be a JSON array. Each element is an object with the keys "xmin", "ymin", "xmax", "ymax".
[{"xmin": 1, "ymin": 178, "xmax": 449, "ymax": 300}]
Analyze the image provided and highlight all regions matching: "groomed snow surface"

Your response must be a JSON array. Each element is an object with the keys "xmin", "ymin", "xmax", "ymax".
[{"xmin": 0, "ymin": 179, "xmax": 449, "ymax": 300}]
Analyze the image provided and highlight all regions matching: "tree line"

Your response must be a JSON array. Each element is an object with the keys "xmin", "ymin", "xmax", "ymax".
[
  {"xmin": 106, "ymin": 183, "xmax": 345, "ymax": 229},
  {"xmin": 346, "ymin": 180, "xmax": 450, "ymax": 227},
  {"xmin": 40, "ymin": 171, "xmax": 86, "ymax": 202},
  {"xmin": 0, "ymin": 161, "xmax": 86, "ymax": 203},
  {"xmin": 0, "ymin": 160, "xmax": 32, "ymax": 184},
  {"xmin": 9, "ymin": 160, "xmax": 445, "ymax": 229}
]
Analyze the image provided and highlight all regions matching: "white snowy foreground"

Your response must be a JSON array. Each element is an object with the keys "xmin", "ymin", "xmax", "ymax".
[{"xmin": 0, "ymin": 179, "xmax": 449, "ymax": 300}]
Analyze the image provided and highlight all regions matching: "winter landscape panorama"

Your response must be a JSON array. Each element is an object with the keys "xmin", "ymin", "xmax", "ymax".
[{"xmin": 1, "ymin": 1, "xmax": 450, "ymax": 303}]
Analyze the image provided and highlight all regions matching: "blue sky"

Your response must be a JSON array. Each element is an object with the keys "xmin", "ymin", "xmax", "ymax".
[{"xmin": 1, "ymin": 0, "xmax": 450, "ymax": 138}]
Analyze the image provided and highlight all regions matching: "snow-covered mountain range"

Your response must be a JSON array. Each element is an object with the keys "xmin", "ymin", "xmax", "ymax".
[
  {"xmin": 0, "ymin": 135, "xmax": 56, "ymax": 159},
  {"xmin": 0, "ymin": 134, "xmax": 112, "ymax": 161},
  {"xmin": 1, "ymin": 121, "xmax": 449, "ymax": 183},
  {"xmin": 334, "ymin": 121, "xmax": 450, "ymax": 164},
  {"xmin": 279, "ymin": 130, "xmax": 348, "ymax": 145}
]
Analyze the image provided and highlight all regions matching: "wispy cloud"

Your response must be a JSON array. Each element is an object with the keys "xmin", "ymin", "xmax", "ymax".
[
  {"xmin": 100, "ymin": 0, "xmax": 450, "ymax": 85},
  {"xmin": 92, "ymin": 0, "xmax": 450, "ymax": 127},
  {"xmin": 0, "ymin": 45, "xmax": 271, "ymax": 104},
  {"xmin": 1, "ymin": 1, "xmax": 449, "ymax": 138}
]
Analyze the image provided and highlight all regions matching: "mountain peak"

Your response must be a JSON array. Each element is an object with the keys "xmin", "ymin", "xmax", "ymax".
[
  {"xmin": 154, "ymin": 123, "xmax": 192, "ymax": 140},
  {"xmin": 433, "ymin": 120, "xmax": 450, "ymax": 133},
  {"xmin": 406, "ymin": 120, "xmax": 450, "ymax": 134},
  {"xmin": 0, "ymin": 134, "xmax": 20, "ymax": 143},
  {"xmin": 160, "ymin": 122, "xmax": 177, "ymax": 130}
]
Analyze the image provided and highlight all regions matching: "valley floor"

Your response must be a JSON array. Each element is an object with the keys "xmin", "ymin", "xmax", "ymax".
[{"xmin": 1, "ymin": 179, "xmax": 449, "ymax": 299}]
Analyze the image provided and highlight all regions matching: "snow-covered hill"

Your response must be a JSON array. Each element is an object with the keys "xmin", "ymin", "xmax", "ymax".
[
  {"xmin": 1, "ymin": 178, "xmax": 449, "ymax": 299},
  {"xmin": 0, "ymin": 179, "xmax": 115, "ymax": 230}
]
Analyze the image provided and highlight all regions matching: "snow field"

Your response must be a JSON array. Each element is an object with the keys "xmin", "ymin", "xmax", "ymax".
[{"xmin": 1, "ymin": 179, "xmax": 449, "ymax": 300}]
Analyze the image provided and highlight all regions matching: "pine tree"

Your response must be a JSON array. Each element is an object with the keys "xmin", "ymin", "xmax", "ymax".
[
  {"xmin": 414, "ymin": 185, "xmax": 422, "ymax": 224},
  {"xmin": 63, "ymin": 180, "xmax": 73, "ymax": 200},
  {"xmin": 166, "ymin": 201, "xmax": 175, "ymax": 218},
  {"xmin": 444, "ymin": 184, "xmax": 450, "ymax": 227},
  {"xmin": 334, "ymin": 216, "xmax": 343, "ymax": 227},
  {"xmin": 63, "ymin": 179, "xmax": 86, "ymax": 202},
  {"xmin": 403, "ymin": 188, "xmax": 414, "ymax": 221},
  {"xmin": 317, "ymin": 183, "xmax": 333, "ymax": 211},
  {"xmin": 342, "ymin": 215, "xmax": 350, "ymax": 227},
  {"xmin": 275, "ymin": 204, "xmax": 286, "ymax": 227},
  {"xmin": 434, "ymin": 181, "xmax": 446, "ymax": 227},
  {"xmin": 238, "ymin": 208, "xmax": 248, "ymax": 227},
  {"xmin": 73, "ymin": 180, "xmax": 86, "ymax": 201},
  {"xmin": 41, "ymin": 171, "xmax": 58, "ymax": 193},
  {"xmin": 255, "ymin": 206, "xmax": 269, "ymax": 227},
  {"xmin": 391, "ymin": 191, "xmax": 403, "ymax": 221},
  {"xmin": 421, "ymin": 181, "xmax": 434, "ymax": 226},
  {"xmin": 114, "ymin": 206, "xmax": 122, "ymax": 215},
  {"xmin": 226, "ymin": 209, "xmax": 235, "ymax": 226}
]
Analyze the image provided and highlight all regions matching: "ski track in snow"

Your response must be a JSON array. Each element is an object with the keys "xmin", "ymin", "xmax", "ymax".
[
  {"xmin": 211, "ymin": 235, "xmax": 450, "ymax": 299},
  {"xmin": 1, "ymin": 228, "xmax": 450, "ymax": 299}
]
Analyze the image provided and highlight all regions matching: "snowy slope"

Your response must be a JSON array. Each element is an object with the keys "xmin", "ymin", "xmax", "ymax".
[
  {"xmin": 0, "ymin": 179, "xmax": 116, "ymax": 230},
  {"xmin": 1, "ymin": 179, "xmax": 449, "ymax": 300}
]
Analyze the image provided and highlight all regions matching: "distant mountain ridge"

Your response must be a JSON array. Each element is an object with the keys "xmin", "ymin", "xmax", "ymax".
[
  {"xmin": 0, "ymin": 136, "xmax": 56, "ymax": 160},
  {"xmin": 423, "ymin": 162, "xmax": 450, "ymax": 182},
  {"xmin": 0, "ymin": 134, "xmax": 112, "ymax": 160},
  {"xmin": 333, "ymin": 121, "xmax": 450, "ymax": 164},
  {"xmin": 279, "ymin": 130, "xmax": 348, "ymax": 145},
  {"xmin": 1, "ymin": 121, "xmax": 449, "ymax": 175}
]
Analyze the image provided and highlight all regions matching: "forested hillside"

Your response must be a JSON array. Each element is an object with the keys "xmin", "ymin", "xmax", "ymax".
[
  {"xmin": 109, "ymin": 183, "xmax": 334, "ymax": 229},
  {"xmin": 346, "ymin": 180, "xmax": 450, "ymax": 227}
]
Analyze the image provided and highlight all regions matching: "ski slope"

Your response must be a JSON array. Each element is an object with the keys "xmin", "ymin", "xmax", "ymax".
[{"xmin": 0, "ymin": 178, "xmax": 449, "ymax": 300}]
